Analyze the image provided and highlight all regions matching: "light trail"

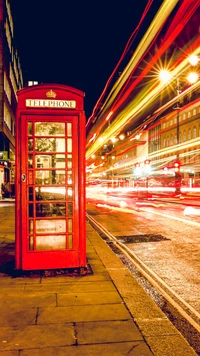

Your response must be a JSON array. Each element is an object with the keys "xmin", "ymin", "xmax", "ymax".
[
  {"xmin": 86, "ymin": 0, "xmax": 180, "ymax": 154},
  {"xmin": 95, "ymin": 203, "xmax": 200, "ymax": 228}
]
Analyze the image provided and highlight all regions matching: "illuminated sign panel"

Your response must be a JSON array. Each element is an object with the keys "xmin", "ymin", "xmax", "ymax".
[{"xmin": 25, "ymin": 99, "xmax": 76, "ymax": 109}]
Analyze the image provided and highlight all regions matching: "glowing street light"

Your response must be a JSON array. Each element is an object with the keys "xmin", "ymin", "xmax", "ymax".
[
  {"xmin": 159, "ymin": 69, "xmax": 171, "ymax": 83},
  {"xmin": 188, "ymin": 54, "xmax": 199, "ymax": 66},
  {"xmin": 187, "ymin": 72, "xmax": 199, "ymax": 84}
]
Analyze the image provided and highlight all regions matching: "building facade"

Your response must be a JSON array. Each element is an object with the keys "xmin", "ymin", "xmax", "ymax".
[{"xmin": 0, "ymin": 0, "xmax": 23, "ymax": 198}]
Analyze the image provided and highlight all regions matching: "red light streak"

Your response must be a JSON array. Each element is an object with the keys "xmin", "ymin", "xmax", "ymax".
[{"xmin": 86, "ymin": 0, "xmax": 154, "ymax": 129}]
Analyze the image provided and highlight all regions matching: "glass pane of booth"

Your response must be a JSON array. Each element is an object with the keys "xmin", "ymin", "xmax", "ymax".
[
  {"xmin": 35, "ymin": 122, "xmax": 65, "ymax": 136},
  {"xmin": 28, "ymin": 122, "xmax": 33, "ymax": 135},
  {"xmin": 35, "ymin": 138, "xmax": 65, "ymax": 152},
  {"xmin": 28, "ymin": 139, "xmax": 33, "ymax": 151},
  {"xmin": 36, "ymin": 235, "xmax": 66, "ymax": 250},
  {"xmin": 36, "ymin": 203, "xmax": 66, "ymax": 217},
  {"xmin": 67, "ymin": 122, "xmax": 72, "ymax": 136},
  {"xmin": 35, "ymin": 187, "xmax": 65, "ymax": 201},
  {"xmin": 67, "ymin": 154, "xmax": 72, "ymax": 168},
  {"xmin": 35, "ymin": 170, "xmax": 66, "ymax": 185},
  {"xmin": 36, "ymin": 219, "xmax": 66, "ymax": 233},
  {"xmin": 35, "ymin": 154, "xmax": 66, "ymax": 168}
]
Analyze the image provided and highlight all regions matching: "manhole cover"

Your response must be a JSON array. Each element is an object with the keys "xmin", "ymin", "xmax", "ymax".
[{"xmin": 117, "ymin": 234, "xmax": 170, "ymax": 243}]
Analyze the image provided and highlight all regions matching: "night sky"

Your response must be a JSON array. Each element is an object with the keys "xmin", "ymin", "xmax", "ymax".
[{"xmin": 10, "ymin": 0, "xmax": 162, "ymax": 119}]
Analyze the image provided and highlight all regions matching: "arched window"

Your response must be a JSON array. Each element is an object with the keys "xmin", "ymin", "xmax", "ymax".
[
  {"xmin": 183, "ymin": 130, "xmax": 186, "ymax": 141},
  {"xmin": 188, "ymin": 111, "xmax": 191, "ymax": 118},
  {"xmin": 167, "ymin": 136, "xmax": 170, "ymax": 146},
  {"xmin": 174, "ymin": 133, "xmax": 177, "ymax": 144},
  {"xmin": 179, "ymin": 132, "xmax": 182, "ymax": 143},
  {"xmin": 188, "ymin": 128, "xmax": 191, "ymax": 140},
  {"xmin": 193, "ymin": 126, "xmax": 197, "ymax": 138},
  {"xmin": 163, "ymin": 138, "xmax": 166, "ymax": 148},
  {"xmin": 193, "ymin": 108, "xmax": 196, "ymax": 116}
]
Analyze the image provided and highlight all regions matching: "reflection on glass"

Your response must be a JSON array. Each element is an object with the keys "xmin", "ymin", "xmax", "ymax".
[
  {"xmin": 35, "ymin": 170, "xmax": 65, "ymax": 185},
  {"xmin": 29, "ymin": 236, "xmax": 34, "ymax": 250},
  {"xmin": 36, "ymin": 203, "xmax": 66, "ymax": 217},
  {"xmin": 28, "ymin": 122, "xmax": 33, "ymax": 136},
  {"xmin": 67, "ymin": 187, "xmax": 72, "ymax": 199},
  {"xmin": 67, "ymin": 154, "xmax": 72, "ymax": 169},
  {"xmin": 28, "ymin": 154, "xmax": 33, "ymax": 168},
  {"xmin": 36, "ymin": 219, "xmax": 66, "ymax": 233},
  {"xmin": 35, "ymin": 187, "xmax": 65, "ymax": 201},
  {"xmin": 35, "ymin": 138, "xmax": 65, "ymax": 152},
  {"xmin": 68, "ymin": 218, "xmax": 72, "ymax": 232},
  {"xmin": 67, "ymin": 122, "xmax": 72, "ymax": 136},
  {"xmin": 35, "ymin": 122, "xmax": 65, "ymax": 136},
  {"xmin": 68, "ymin": 235, "xmax": 73, "ymax": 249},
  {"xmin": 36, "ymin": 235, "xmax": 66, "ymax": 250},
  {"xmin": 29, "ymin": 204, "xmax": 34, "ymax": 217},
  {"xmin": 28, "ymin": 139, "xmax": 33, "ymax": 151},
  {"xmin": 67, "ymin": 138, "xmax": 72, "ymax": 153},
  {"xmin": 29, "ymin": 220, "xmax": 33, "ymax": 234},
  {"xmin": 35, "ymin": 154, "xmax": 65, "ymax": 169},
  {"xmin": 68, "ymin": 202, "xmax": 73, "ymax": 216}
]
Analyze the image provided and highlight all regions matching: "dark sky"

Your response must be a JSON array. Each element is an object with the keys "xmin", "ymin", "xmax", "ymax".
[{"xmin": 10, "ymin": 0, "xmax": 162, "ymax": 119}]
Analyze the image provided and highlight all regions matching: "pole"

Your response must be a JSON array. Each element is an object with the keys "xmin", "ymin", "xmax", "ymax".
[{"xmin": 174, "ymin": 79, "xmax": 181, "ymax": 194}]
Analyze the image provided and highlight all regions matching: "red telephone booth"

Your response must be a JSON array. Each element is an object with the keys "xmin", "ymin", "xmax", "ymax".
[{"xmin": 15, "ymin": 84, "xmax": 86, "ymax": 270}]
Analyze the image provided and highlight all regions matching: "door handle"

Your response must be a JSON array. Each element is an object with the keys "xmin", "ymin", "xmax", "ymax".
[{"xmin": 21, "ymin": 174, "xmax": 26, "ymax": 182}]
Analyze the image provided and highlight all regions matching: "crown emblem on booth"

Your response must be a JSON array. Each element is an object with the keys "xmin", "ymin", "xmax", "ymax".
[{"xmin": 46, "ymin": 90, "xmax": 57, "ymax": 98}]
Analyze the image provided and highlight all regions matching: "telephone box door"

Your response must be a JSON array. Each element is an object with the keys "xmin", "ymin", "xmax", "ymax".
[{"xmin": 20, "ymin": 116, "xmax": 80, "ymax": 270}]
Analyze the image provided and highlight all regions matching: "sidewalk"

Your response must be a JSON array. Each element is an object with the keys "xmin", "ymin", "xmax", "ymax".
[{"xmin": 0, "ymin": 203, "xmax": 197, "ymax": 355}]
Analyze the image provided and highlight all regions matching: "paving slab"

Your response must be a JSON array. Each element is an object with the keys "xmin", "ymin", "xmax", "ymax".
[
  {"xmin": 75, "ymin": 320, "xmax": 144, "ymax": 344},
  {"xmin": 37, "ymin": 304, "xmax": 132, "ymax": 324},
  {"xmin": 57, "ymin": 291, "xmax": 123, "ymax": 306},
  {"xmin": 0, "ymin": 308, "xmax": 37, "ymax": 327},
  {"xmin": 0, "ymin": 324, "xmax": 75, "ymax": 351},
  {"xmin": 0, "ymin": 293, "xmax": 56, "ymax": 308},
  {"xmin": 23, "ymin": 281, "xmax": 117, "ymax": 293},
  {"xmin": 18, "ymin": 342, "xmax": 153, "ymax": 356}
]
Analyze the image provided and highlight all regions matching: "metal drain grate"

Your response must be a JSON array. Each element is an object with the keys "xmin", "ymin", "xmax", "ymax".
[{"xmin": 117, "ymin": 234, "xmax": 170, "ymax": 243}]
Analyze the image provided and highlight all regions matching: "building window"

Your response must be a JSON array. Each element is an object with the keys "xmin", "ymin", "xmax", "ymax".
[
  {"xmin": 188, "ymin": 111, "xmax": 191, "ymax": 118},
  {"xmin": 183, "ymin": 113, "xmax": 186, "ymax": 120},
  {"xmin": 188, "ymin": 128, "xmax": 191, "ymax": 140},
  {"xmin": 4, "ymin": 72, "xmax": 11, "ymax": 103},
  {"xmin": 193, "ymin": 127, "xmax": 197, "ymax": 138},
  {"xmin": 163, "ymin": 138, "xmax": 166, "ymax": 148},
  {"xmin": 193, "ymin": 108, "xmax": 196, "ymax": 116},
  {"xmin": 4, "ymin": 102, "xmax": 12, "ymax": 131},
  {"xmin": 183, "ymin": 130, "xmax": 186, "ymax": 141}
]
